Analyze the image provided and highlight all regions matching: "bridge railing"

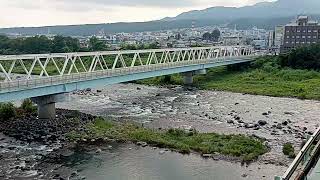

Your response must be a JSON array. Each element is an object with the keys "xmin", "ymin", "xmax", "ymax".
[
  {"xmin": 275, "ymin": 127, "xmax": 320, "ymax": 180},
  {"xmin": 0, "ymin": 55, "xmax": 255, "ymax": 92}
]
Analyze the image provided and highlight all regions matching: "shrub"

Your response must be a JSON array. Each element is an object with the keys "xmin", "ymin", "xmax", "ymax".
[
  {"xmin": 251, "ymin": 56, "xmax": 280, "ymax": 69},
  {"xmin": 0, "ymin": 103, "xmax": 17, "ymax": 121},
  {"xmin": 21, "ymin": 99, "xmax": 37, "ymax": 113},
  {"xmin": 279, "ymin": 44, "xmax": 320, "ymax": 70},
  {"xmin": 166, "ymin": 128, "xmax": 187, "ymax": 137},
  {"xmin": 158, "ymin": 75, "xmax": 173, "ymax": 84},
  {"xmin": 283, "ymin": 143, "xmax": 296, "ymax": 158},
  {"xmin": 227, "ymin": 62, "xmax": 251, "ymax": 71}
]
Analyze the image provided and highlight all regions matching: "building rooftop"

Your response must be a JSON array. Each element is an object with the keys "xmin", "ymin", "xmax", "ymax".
[
  {"xmin": 286, "ymin": 16, "xmax": 319, "ymax": 26},
  {"xmin": 297, "ymin": 15, "xmax": 308, "ymax": 20}
]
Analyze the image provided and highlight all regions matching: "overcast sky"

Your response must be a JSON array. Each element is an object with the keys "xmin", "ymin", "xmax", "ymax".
[{"xmin": 0, "ymin": 0, "xmax": 275, "ymax": 28}]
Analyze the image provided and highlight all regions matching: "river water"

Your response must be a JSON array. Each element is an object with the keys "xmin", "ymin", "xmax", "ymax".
[{"xmin": 68, "ymin": 143, "xmax": 280, "ymax": 180}]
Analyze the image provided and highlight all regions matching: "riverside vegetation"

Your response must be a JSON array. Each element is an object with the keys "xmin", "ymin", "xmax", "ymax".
[
  {"xmin": 67, "ymin": 117, "xmax": 268, "ymax": 162},
  {"xmin": 0, "ymin": 99, "xmax": 36, "ymax": 121},
  {"xmin": 0, "ymin": 101, "xmax": 268, "ymax": 162},
  {"xmin": 282, "ymin": 143, "xmax": 296, "ymax": 159},
  {"xmin": 140, "ymin": 44, "xmax": 320, "ymax": 100}
]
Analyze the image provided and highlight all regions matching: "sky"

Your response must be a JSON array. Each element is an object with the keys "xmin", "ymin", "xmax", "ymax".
[{"xmin": 0, "ymin": 0, "xmax": 276, "ymax": 28}]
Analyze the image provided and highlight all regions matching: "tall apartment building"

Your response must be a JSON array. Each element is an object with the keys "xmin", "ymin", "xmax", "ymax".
[
  {"xmin": 281, "ymin": 16, "xmax": 320, "ymax": 52},
  {"xmin": 274, "ymin": 26, "xmax": 284, "ymax": 48},
  {"xmin": 268, "ymin": 26, "xmax": 284, "ymax": 54},
  {"xmin": 268, "ymin": 30, "xmax": 275, "ymax": 47}
]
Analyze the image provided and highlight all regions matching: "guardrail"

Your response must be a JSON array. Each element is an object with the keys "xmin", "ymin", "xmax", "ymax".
[
  {"xmin": 0, "ymin": 55, "xmax": 255, "ymax": 93},
  {"xmin": 275, "ymin": 127, "xmax": 320, "ymax": 180}
]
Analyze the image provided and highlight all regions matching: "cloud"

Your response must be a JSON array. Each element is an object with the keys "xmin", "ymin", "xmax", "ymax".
[
  {"xmin": 0, "ymin": 0, "xmax": 276, "ymax": 28},
  {"xmin": 4, "ymin": 0, "xmax": 198, "ymax": 11},
  {"xmin": 3, "ymin": 0, "xmax": 275, "ymax": 10},
  {"xmin": 57, "ymin": 0, "xmax": 197, "ymax": 8}
]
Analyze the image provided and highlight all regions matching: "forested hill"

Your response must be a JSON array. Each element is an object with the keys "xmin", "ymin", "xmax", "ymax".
[
  {"xmin": 167, "ymin": 0, "xmax": 320, "ymax": 21},
  {"xmin": 0, "ymin": 17, "xmax": 295, "ymax": 36}
]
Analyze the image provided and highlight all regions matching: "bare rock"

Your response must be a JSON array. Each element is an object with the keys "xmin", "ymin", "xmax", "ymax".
[
  {"xmin": 258, "ymin": 120, "xmax": 267, "ymax": 126},
  {"xmin": 227, "ymin": 120, "xmax": 234, "ymax": 124}
]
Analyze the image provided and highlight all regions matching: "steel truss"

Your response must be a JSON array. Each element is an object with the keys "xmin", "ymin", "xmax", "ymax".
[{"xmin": 0, "ymin": 46, "xmax": 254, "ymax": 82}]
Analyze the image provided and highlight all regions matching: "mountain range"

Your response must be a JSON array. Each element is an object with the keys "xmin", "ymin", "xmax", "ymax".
[
  {"xmin": 0, "ymin": 0, "xmax": 319, "ymax": 36},
  {"xmin": 165, "ymin": 0, "xmax": 320, "ymax": 21}
]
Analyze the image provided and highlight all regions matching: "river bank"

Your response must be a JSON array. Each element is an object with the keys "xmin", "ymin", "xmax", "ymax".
[{"xmin": 0, "ymin": 109, "xmax": 98, "ymax": 179}]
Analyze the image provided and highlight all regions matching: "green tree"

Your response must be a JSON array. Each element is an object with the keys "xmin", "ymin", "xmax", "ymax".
[
  {"xmin": 65, "ymin": 37, "xmax": 80, "ymax": 52},
  {"xmin": 0, "ymin": 34, "xmax": 84, "ymax": 55},
  {"xmin": 52, "ymin": 35, "xmax": 68, "ymax": 53},
  {"xmin": 21, "ymin": 99, "xmax": 37, "ymax": 113},
  {"xmin": 22, "ymin": 35, "xmax": 52, "ymax": 54},
  {"xmin": 89, "ymin": 37, "xmax": 107, "ymax": 51},
  {"xmin": 0, "ymin": 103, "xmax": 17, "ymax": 121},
  {"xmin": 148, "ymin": 42, "xmax": 160, "ymax": 49},
  {"xmin": 202, "ymin": 32, "xmax": 212, "ymax": 41},
  {"xmin": 202, "ymin": 29, "xmax": 220, "ymax": 42},
  {"xmin": 211, "ymin": 29, "xmax": 221, "ymax": 42},
  {"xmin": 279, "ymin": 44, "xmax": 320, "ymax": 70},
  {"xmin": 52, "ymin": 36, "xmax": 81, "ymax": 53}
]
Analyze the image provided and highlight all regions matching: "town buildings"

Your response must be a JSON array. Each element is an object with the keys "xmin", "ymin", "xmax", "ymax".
[
  {"xmin": 281, "ymin": 16, "xmax": 320, "ymax": 52},
  {"xmin": 2, "ymin": 24, "xmax": 271, "ymax": 50}
]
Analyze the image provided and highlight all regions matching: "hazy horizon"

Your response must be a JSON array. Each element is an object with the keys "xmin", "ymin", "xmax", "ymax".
[{"xmin": 0, "ymin": 0, "xmax": 275, "ymax": 28}]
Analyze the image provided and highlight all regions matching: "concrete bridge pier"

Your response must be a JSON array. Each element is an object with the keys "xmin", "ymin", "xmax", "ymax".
[
  {"xmin": 182, "ymin": 69, "xmax": 206, "ymax": 85},
  {"xmin": 182, "ymin": 71, "xmax": 194, "ymax": 85},
  {"xmin": 31, "ymin": 94, "xmax": 67, "ymax": 120}
]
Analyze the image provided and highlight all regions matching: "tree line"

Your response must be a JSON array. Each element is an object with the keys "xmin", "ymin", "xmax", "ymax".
[
  {"xmin": 0, "ymin": 35, "xmax": 161, "ymax": 55},
  {"xmin": 0, "ymin": 35, "xmax": 103, "ymax": 55},
  {"xmin": 229, "ymin": 44, "xmax": 320, "ymax": 72},
  {"xmin": 278, "ymin": 44, "xmax": 320, "ymax": 70}
]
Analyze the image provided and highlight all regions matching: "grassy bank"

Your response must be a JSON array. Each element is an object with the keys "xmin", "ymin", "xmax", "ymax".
[
  {"xmin": 195, "ymin": 67, "xmax": 320, "ymax": 100},
  {"xmin": 67, "ymin": 118, "xmax": 268, "ymax": 162},
  {"xmin": 138, "ymin": 55, "xmax": 320, "ymax": 100}
]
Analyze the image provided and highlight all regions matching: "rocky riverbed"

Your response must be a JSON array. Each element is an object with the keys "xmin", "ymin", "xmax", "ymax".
[
  {"xmin": 0, "ymin": 110, "xmax": 96, "ymax": 179},
  {"xmin": 58, "ymin": 83, "xmax": 320, "ymax": 178},
  {"xmin": 0, "ymin": 83, "xmax": 319, "ymax": 179}
]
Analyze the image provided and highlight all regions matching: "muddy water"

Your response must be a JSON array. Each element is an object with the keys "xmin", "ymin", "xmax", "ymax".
[{"xmin": 56, "ymin": 83, "xmax": 320, "ymax": 180}]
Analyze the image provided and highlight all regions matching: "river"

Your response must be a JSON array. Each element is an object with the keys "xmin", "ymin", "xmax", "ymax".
[
  {"xmin": 1, "ymin": 83, "xmax": 319, "ymax": 179},
  {"xmin": 68, "ymin": 143, "xmax": 281, "ymax": 180}
]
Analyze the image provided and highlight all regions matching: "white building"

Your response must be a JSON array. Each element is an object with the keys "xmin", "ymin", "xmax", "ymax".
[{"xmin": 274, "ymin": 26, "xmax": 284, "ymax": 48}]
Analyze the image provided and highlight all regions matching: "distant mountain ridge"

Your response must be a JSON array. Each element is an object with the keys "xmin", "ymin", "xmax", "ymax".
[
  {"xmin": 165, "ymin": 0, "xmax": 320, "ymax": 21},
  {"xmin": 0, "ymin": 0, "xmax": 319, "ymax": 36}
]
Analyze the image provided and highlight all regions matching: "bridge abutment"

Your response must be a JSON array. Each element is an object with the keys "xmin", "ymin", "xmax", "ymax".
[{"xmin": 31, "ymin": 94, "xmax": 67, "ymax": 120}]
